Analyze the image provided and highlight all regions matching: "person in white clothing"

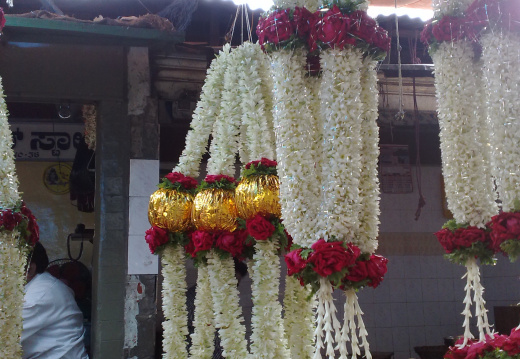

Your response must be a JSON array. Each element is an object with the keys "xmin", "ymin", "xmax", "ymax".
[{"xmin": 22, "ymin": 242, "xmax": 89, "ymax": 359}]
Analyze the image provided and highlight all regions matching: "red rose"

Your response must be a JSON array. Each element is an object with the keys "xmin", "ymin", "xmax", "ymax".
[
  {"xmin": 345, "ymin": 260, "xmax": 368, "ymax": 282},
  {"xmin": 284, "ymin": 229, "xmax": 293, "ymax": 252},
  {"xmin": 420, "ymin": 20, "xmax": 434, "ymax": 45},
  {"xmin": 453, "ymin": 226, "xmax": 487, "ymax": 249},
  {"xmin": 372, "ymin": 26, "xmax": 391, "ymax": 52},
  {"xmin": 445, "ymin": 340, "xmax": 472, "ymax": 359},
  {"xmin": 204, "ymin": 174, "xmax": 236, "ymax": 185},
  {"xmin": 488, "ymin": 333, "xmax": 508, "ymax": 349},
  {"xmin": 349, "ymin": 10, "xmax": 377, "ymax": 43},
  {"xmin": 191, "ymin": 230, "xmax": 214, "ymax": 253},
  {"xmin": 145, "ymin": 226, "xmax": 169, "ymax": 254},
  {"xmin": 246, "ymin": 214, "xmax": 275, "ymax": 240},
  {"xmin": 0, "ymin": 8, "xmax": 5, "ymax": 31},
  {"xmin": 435, "ymin": 228, "xmax": 456, "ymax": 253},
  {"xmin": 245, "ymin": 158, "xmax": 277, "ymax": 169},
  {"xmin": 489, "ymin": 212, "xmax": 520, "ymax": 251},
  {"xmin": 292, "ymin": 7, "xmax": 313, "ymax": 37},
  {"xmin": 164, "ymin": 172, "xmax": 198, "ymax": 190},
  {"xmin": 308, "ymin": 239, "xmax": 357, "ymax": 277},
  {"xmin": 366, "ymin": 254, "xmax": 388, "ymax": 288},
  {"xmin": 503, "ymin": 327, "xmax": 520, "ymax": 355},
  {"xmin": 317, "ymin": 5, "xmax": 354, "ymax": 49},
  {"xmin": 1, "ymin": 210, "xmax": 19, "ymax": 231},
  {"xmin": 466, "ymin": 339, "xmax": 493, "ymax": 359},
  {"xmin": 258, "ymin": 10, "xmax": 294, "ymax": 45},
  {"xmin": 215, "ymin": 231, "xmax": 245, "ymax": 257},
  {"xmin": 285, "ymin": 249, "xmax": 308, "ymax": 276},
  {"xmin": 184, "ymin": 240, "xmax": 196, "ymax": 258},
  {"xmin": 432, "ymin": 16, "xmax": 466, "ymax": 42}
]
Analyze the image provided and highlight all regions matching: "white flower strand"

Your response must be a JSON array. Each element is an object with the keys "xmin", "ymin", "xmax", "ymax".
[
  {"xmin": 470, "ymin": 259, "xmax": 493, "ymax": 340},
  {"xmin": 250, "ymin": 239, "xmax": 290, "ymax": 359},
  {"xmin": 284, "ymin": 275, "xmax": 316, "ymax": 359},
  {"xmin": 461, "ymin": 259, "xmax": 475, "ymax": 346},
  {"xmin": 207, "ymin": 251, "xmax": 248, "ymax": 359},
  {"xmin": 174, "ymin": 45, "xmax": 231, "ymax": 177},
  {"xmin": 237, "ymin": 42, "xmax": 276, "ymax": 162},
  {"xmin": 313, "ymin": 278, "xmax": 342, "ymax": 359},
  {"xmin": 357, "ymin": 57, "xmax": 381, "ymax": 254},
  {"xmin": 161, "ymin": 245, "xmax": 189, "ymax": 359},
  {"xmin": 318, "ymin": 47, "xmax": 364, "ymax": 243},
  {"xmin": 350, "ymin": 289, "xmax": 372, "ymax": 359},
  {"xmin": 0, "ymin": 231, "xmax": 26, "ymax": 359},
  {"xmin": 0, "ymin": 76, "xmax": 21, "ymax": 208},
  {"xmin": 432, "ymin": 41, "xmax": 498, "ymax": 227},
  {"xmin": 344, "ymin": 289, "xmax": 360, "ymax": 359},
  {"xmin": 271, "ymin": 49, "xmax": 322, "ymax": 247},
  {"xmin": 207, "ymin": 48, "xmax": 242, "ymax": 177},
  {"xmin": 432, "ymin": 0, "xmax": 473, "ymax": 18},
  {"xmin": 190, "ymin": 265, "xmax": 216, "ymax": 359},
  {"xmin": 481, "ymin": 31, "xmax": 520, "ymax": 212}
]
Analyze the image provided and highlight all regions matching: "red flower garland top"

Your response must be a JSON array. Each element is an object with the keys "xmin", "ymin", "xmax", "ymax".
[{"xmin": 0, "ymin": 202, "xmax": 40, "ymax": 247}]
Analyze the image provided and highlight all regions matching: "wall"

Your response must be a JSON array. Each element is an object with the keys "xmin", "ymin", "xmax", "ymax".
[{"xmin": 16, "ymin": 161, "xmax": 95, "ymax": 266}]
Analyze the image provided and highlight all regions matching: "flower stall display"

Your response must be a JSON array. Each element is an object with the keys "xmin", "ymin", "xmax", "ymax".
[
  {"xmin": 257, "ymin": 0, "xmax": 390, "ymax": 357},
  {"xmin": 0, "ymin": 75, "xmax": 40, "ymax": 359},
  {"xmin": 444, "ymin": 327, "xmax": 520, "ymax": 359}
]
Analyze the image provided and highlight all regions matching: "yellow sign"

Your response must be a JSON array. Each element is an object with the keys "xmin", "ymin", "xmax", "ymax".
[{"xmin": 43, "ymin": 163, "xmax": 72, "ymax": 195}]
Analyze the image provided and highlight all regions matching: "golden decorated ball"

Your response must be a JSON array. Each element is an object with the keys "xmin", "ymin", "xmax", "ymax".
[
  {"xmin": 235, "ymin": 174, "xmax": 281, "ymax": 219},
  {"xmin": 148, "ymin": 188, "xmax": 194, "ymax": 232},
  {"xmin": 191, "ymin": 188, "xmax": 237, "ymax": 232}
]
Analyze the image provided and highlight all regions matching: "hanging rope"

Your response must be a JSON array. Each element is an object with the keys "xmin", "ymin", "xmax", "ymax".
[
  {"xmin": 413, "ymin": 77, "xmax": 426, "ymax": 220},
  {"xmin": 394, "ymin": 1, "xmax": 405, "ymax": 121}
]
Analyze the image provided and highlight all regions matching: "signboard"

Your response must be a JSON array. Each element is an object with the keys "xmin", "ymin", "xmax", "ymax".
[{"xmin": 9, "ymin": 121, "xmax": 84, "ymax": 161}]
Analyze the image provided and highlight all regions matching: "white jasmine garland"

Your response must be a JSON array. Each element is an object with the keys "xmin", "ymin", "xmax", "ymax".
[
  {"xmin": 357, "ymin": 57, "xmax": 381, "ymax": 254},
  {"xmin": 82, "ymin": 104, "xmax": 97, "ymax": 151},
  {"xmin": 207, "ymin": 251, "xmax": 248, "ymax": 358},
  {"xmin": 0, "ymin": 230, "xmax": 26, "ymax": 359},
  {"xmin": 481, "ymin": 31, "xmax": 520, "ymax": 212},
  {"xmin": 284, "ymin": 275, "xmax": 316, "ymax": 359},
  {"xmin": 461, "ymin": 261, "xmax": 475, "ymax": 347},
  {"xmin": 0, "ymin": 77, "xmax": 21, "ymax": 209},
  {"xmin": 190, "ymin": 265, "xmax": 216, "ymax": 359},
  {"xmin": 250, "ymin": 239, "xmax": 289, "ymax": 359},
  {"xmin": 161, "ymin": 245, "xmax": 189, "ymax": 359},
  {"xmin": 313, "ymin": 278, "xmax": 342, "ymax": 359},
  {"xmin": 271, "ymin": 49, "xmax": 322, "ymax": 247},
  {"xmin": 207, "ymin": 48, "xmax": 242, "ymax": 176},
  {"xmin": 174, "ymin": 45, "xmax": 231, "ymax": 177},
  {"xmin": 237, "ymin": 42, "xmax": 276, "ymax": 162},
  {"xmin": 432, "ymin": 0, "xmax": 473, "ymax": 18},
  {"xmin": 432, "ymin": 41, "xmax": 498, "ymax": 227},
  {"xmin": 318, "ymin": 47, "xmax": 363, "ymax": 243}
]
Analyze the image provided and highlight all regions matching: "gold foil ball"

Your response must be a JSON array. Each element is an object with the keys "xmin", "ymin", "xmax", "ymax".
[
  {"xmin": 191, "ymin": 188, "xmax": 237, "ymax": 232},
  {"xmin": 235, "ymin": 175, "xmax": 281, "ymax": 219},
  {"xmin": 148, "ymin": 188, "xmax": 194, "ymax": 232}
]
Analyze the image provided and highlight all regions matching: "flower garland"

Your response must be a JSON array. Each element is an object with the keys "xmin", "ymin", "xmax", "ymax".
[
  {"xmin": 270, "ymin": 48, "xmax": 322, "ymax": 248},
  {"xmin": 207, "ymin": 49, "xmax": 241, "ymax": 177},
  {"xmin": 82, "ymin": 104, "xmax": 97, "ymax": 151},
  {"xmin": 283, "ymin": 275, "xmax": 316, "ymax": 359},
  {"xmin": 357, "ymin": 57, "xmax": 381, "ymax": 254},
  {"xmin": 206, "ymin": 251, "xmax": 248, "ymax": 359},
  {"xmin": 189, "ymin": 265, "xmax": 215, "ymax": 359},
  {"xmin": 174, "ymin": 45, "xmax": 231, "ymax": 177},
  {"xmin": 488, "ymin": 211, "xmax": 520, "ymax": 262},
  {"xmin": 161, "ymin": 245, "xmax": 189, "ymax": 359}
]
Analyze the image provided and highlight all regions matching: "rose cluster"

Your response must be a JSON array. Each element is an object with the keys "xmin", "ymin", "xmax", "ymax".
[
  {"xmin": 245, "ymin": 158, "xmax": 277, "ymax": 170},
  {"xmin": 163, "ymin": 172, "xmax": 198, "ymax": 191},
  {"xmin": 487, "ymin": 212, "xmax": 520, "ymax": 260},
  {"xmin": 435, "ymin": 222, "xmax": 496, "ymax": 265},
  {"xmin": 256, "ymin": 5, "xmax": 390, "ymax": 55},
  {"xmin": 204, "ymin": 174, "xmax": 237, "ymax": 185},
  {"xmin": 445, "ymin": 328, "xmax": 520, "ymax": 359},
  {"xmin": 421, "ymin": 0, "xmax": 520, "ymax": 46},
  {"xmin": 185, "ymin": 229, "xmax": 251, "ymax": 264},
  {"xmin": 285, "ymin": 239, "xmax": 388, "ymax": 292},
  {"xmin": 145, "ymin": 225, "xmax": 170, "ymax": 254},
  {"xmin": 0, "ymin": 202, "xmax": 39, "ymax": 247}
]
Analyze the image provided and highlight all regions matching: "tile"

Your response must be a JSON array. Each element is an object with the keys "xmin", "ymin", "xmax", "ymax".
[
  {"xmin": 129, "ymin": 196, "xmax": 151, "ymax": 235},
  {"xmin": 374, "ymin": 280, "xmax": 392, "ymax": 303},
  {"xmin": 390, "ymin": 302, "xmax": 408, "ymax": 327},
  {"xmin": 406, "ymin": 302, "xmax": 425, "ymax": 327},
  {"xmin": 421, "ymin": 279, "xmax": 439, "ymax": 302},
  {"xmin": 420, "ymin": 257, "xmax": 441, "ymax": 279},
  {"xmin": 358, "ymin": 287, "xmax": 375, "ymax": 304},
  {"xmin": 392, "ymin": 327, "xmax": 410, "ymax": 352},
  {"xmin": 388, "ymin": 280, "xmax": 407, "ymax": 303},
  {"xmin": 408, "ymin": 327, "xmax": 426, "ymax": 348},
  {"xmin": 127, "ymin": 235, "xmax": 159, "ymax": 275},
  {"xmin": 402, "ymin": 257, "xmax": 423, "ymax": 279},
  {"xmin": 405, "ymin": 278, "xmax": 423, "ymax": 302},
  {"xmin": 374, "ymin": 303, "xmax": 393, "ymax": 327},
  {"xmin": 373, "ymin": 327, "xmax": 394, "ymax": 351},
  {"xmin": 422, "ymin": 302, "xmax": 442, "ymax": 326},
  {"xmin": 437, "ymin": 279, "xmax": 456, "ymax": 302},
  {"xmin": 386, "ymin": 256, "xmax": 406, "ymax": 279},
  {"xmin": 129, "ymin": 159, "xmax": 159, "ymax": 196}
]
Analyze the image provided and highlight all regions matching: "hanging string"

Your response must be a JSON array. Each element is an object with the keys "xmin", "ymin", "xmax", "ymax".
[
  {"xmin": 228, "ymin": 5, "xmax": 241, "ymax": 44},
  {"xmin": 394, "ymin": 0, "xmax": 405, "ymax": 121},
  {"xmin": 413, "ymin": 77, "xmax": 426, "ymax": 220}
]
